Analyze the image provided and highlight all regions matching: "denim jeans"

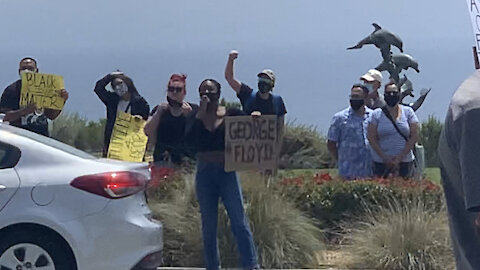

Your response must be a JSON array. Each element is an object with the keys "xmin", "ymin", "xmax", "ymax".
[{"xmin": 195, "ymin": 160, "xmax": 258, "ymax": 270}]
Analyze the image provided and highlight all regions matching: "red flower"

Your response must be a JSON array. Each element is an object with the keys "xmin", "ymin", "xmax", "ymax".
[{"xmin": 313, "ymin": 172, "xmax": 333, "ymax": 185}]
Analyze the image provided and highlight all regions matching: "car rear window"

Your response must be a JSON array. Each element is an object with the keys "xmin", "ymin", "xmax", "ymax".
[
  {"xmin": 0, "ymin": 142, "xmax": 21, "ymax": 169},
  {"xmin": 0, "ymin": 124, "xmax": 95, "ymax": 159}
]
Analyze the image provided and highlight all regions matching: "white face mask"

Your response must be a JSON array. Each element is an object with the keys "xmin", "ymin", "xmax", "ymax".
[
  {"xmin": 114, "ymin": 83, "xmax": 128, "ymax": 97},
  {"xmin": 20, "ymin": 69, "xmax": 35, "ymax": 74},
  {"xmin": 363, "ymin": 82, "xmax": 374, "ymax": 93},
  {"xmin": 19, "ymin": 69, "xmax": 35, "ymax": 78}
]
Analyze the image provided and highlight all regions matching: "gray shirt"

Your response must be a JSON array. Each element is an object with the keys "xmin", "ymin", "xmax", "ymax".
[
  {"xmin": 439, "ymin": 71, "xmax": 480, "ymax": 270},
  {"xmin": 369, "ymin": 106, "xmax": 418, "ymax": 163}
]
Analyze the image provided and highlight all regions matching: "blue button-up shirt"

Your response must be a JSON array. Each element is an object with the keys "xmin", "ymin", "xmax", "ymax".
[{"xmin": 327, "ymin": 107, "xmax": 373, "ymax": 179}]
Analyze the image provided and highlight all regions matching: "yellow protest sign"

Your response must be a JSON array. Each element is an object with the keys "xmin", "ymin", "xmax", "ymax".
[
  {"xmin": 225, "ymin": 115, "xmax": 278, "ymax": 172},
  {"xmin": 20, "ymin": 73, "xmax": 65, "ymax": 110},
  {"xmin": 107, "ymin": 111, "xmax": 148, "ymax": 162}
]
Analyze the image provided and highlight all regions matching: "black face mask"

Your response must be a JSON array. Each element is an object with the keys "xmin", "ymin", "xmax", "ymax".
[
  {"xmin": 350, "ymin": 99, "xmax": 365, "ymax": 111},
  {"xmin": 167, "ymin": 96, "xmax": 183, "ymax": 108},
  {"xmin": 384, "ymin": 93, "xmax": 400, "ymax": 107},
  {"xmin": 258, "ymin": 82, "xmax": 273, "ymax": 93}
]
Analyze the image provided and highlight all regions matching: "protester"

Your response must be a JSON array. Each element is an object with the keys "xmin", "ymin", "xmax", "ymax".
[
  {"xmin": 438, "ymin": 71, "xmax": 480, "ymax": 270},
  {"xmin": 225, "ymin": 50, "xmax": 287, "ymax": 174},
  {"xmin": 327, "ymin": 84, "xmax": 373, "ymax": 179},
  {"xmin": 144, "ymin": 74, "xmax": 198, "ymax": 165},
  {"xmin": 360, "ymin": 69, "xmax": 386, "ymax": 109},
  {"xmin": 367, "ymin": 81, "xmax": 419, "ymax": 178},
  {"xmin": 225, "ymin": 50, "xmax": 287, "ymax": 118},
  {"xmin": 94, "ymin": 72, "xmax": 150, "ymax": 157},
  {"xmin": 0, "ymin": 57, "xmax": 69, "ymax": 136},
  {"xmin": 185, "ymin": 79, "xmax": 259, "ymax": 270}
]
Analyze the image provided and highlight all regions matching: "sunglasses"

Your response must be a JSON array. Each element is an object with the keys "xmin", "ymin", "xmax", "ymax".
[{"xmin": 168, "ymin": 86, "xmax": 183, "ymax": 93}]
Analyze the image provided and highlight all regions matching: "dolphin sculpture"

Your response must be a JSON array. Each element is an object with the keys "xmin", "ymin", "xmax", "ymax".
[
  {"xmin": 397, "ymin": 75, "xmax": 431, "ymax": 111},
  {"xmin": 402, "ymin": 88, "xmax": 432, "ymax": 112},
  {"xmin": 399, "ymin": 75, "xmax": 415, "ymax": 101},
  {"xmin": 347, "ymin": 23, "xmax": 404, "ymax": 61},
  {"xmin": 375, "ymin": 53, "xmax": 420, "ymax": 83}
]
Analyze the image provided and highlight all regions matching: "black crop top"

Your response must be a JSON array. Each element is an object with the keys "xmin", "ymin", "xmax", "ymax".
[{"xmin": 186, "ymin": 108, "xmax": 244, "ymax": 154}]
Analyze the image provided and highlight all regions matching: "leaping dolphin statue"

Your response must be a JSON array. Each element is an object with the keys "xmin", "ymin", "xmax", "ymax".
[
  {"xmin": 347, "ymin": 23, "xmax": 404, "ymax": 61},
  {"xmin": 375, "ymin": 53, "xmax": 420, "ymax": 83}
]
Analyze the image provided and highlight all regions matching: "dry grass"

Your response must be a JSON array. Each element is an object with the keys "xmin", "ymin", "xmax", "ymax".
[
  {"xmin": 149, "ymin": 172, "xmax": 325, "ymax": 268},
  {"xmin": 339, "ymin": 198, "xmax": 454, "ymax": 270}
]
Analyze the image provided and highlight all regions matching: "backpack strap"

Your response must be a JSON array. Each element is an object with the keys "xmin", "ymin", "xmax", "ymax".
[{"xmin": 381, "ymin": 106, "xmax": 408, "ymax": 142}]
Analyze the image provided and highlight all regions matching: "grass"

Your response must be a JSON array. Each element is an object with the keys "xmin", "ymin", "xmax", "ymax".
[
  {"xmin": 340, "ymin": 197, "xmax": 454, "ymax": 270},
  {"xmin": 148, "ymin": 172, "xmax": 325, "ymax": 268}
]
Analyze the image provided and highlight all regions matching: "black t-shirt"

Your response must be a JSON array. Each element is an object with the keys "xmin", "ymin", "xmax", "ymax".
[
  {"xmin": 237, "ymin": 83, "xmax": 287, "ymax": 116},
  {"xmin": 186, "ymin": 108, "xmax": 244, "ymax": 154},
  {"xmin": 0, "ymin": 80, "xmax": 49, "ymax": 136},
  {"xmin": 151, "ymin": 103, "xmax": 199, "ymax": 163}
]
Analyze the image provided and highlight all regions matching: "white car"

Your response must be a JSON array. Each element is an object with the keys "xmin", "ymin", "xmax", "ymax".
[{"xmin": 0, "ymin": 123, "xmax": 163, "ymax": 270}]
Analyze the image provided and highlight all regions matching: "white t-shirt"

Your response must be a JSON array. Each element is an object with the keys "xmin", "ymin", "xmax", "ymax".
[{"xmin": 117, "ymin": 99, "xmax": 131, "ymax": 114}]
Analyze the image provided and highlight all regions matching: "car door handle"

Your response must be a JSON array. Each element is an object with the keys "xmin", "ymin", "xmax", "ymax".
[{"xmin": 0, "ymin": 185, "xmax": 6, "ymax": 192}]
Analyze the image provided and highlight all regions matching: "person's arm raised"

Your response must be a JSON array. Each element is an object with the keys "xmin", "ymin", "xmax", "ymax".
[
  {"xmin": 144, "ymin": 103, "xmax": 168, "ymax": 138},
  {"xmin": 224, "ymin": 50, "xmax": 242, "ymax": 93},
  {"xmin": 94, "ymin": 74, "xmax": 115, "ymax": 105}
]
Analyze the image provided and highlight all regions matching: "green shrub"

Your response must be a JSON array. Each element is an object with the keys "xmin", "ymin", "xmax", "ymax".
[
  {"xmin": 50, "ymin": 111, "xmax": 105, "ymax": 154},
  {"xmin": 149, "ymin": 172, "xmax": 325, "ymax": 268},
  {"xmin": 340, "ymin": 198, "xmax": 454, "ymax": 270},
  {"xmin": 278, "ymin": 173, "xmax": 444, "ymax": 236},
  {"xmin": 280, "ymin": 121, "xmax": 331, "ymax": 169},
  {"xmin": 419, "ymin": 115, "xmax": 443, "ymax": 168}
]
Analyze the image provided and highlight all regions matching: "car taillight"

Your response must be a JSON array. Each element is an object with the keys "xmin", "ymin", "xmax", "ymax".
[{"xmin": 71, "ymin": 171, "xmax": 147, "ymax": 199}]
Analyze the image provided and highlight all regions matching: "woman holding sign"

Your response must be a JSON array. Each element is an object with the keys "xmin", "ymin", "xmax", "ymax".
[
  {"xmin": 185, "ymin": 79, "xmax": 259, "ymax": 270},
  {"xmin": 144, "ymin": 74, "xmax": 198, "ymax": 165},
  {"xmin": 94, "ymin": 72, "xmax": 150, "ymax": 157}
]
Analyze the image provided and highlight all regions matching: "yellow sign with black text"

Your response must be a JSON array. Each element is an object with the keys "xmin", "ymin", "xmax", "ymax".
[
  {"xmin": 107, "ymin": 111, "xmax": 148, "ymax": 162},
  {"xmin": 20, "ymin": 73, "xmax": 65, "ymax": 110}
]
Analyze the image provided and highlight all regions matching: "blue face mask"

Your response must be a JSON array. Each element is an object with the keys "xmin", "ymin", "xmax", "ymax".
[{"xmin": 362, "ymin": 82, "xmax": 374, "ymax": 93}]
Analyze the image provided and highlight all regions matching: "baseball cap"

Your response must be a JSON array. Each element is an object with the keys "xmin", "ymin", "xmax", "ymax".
[
  {"xmin": 257, "ymin": 69, "xmax": 276, "ymax": 84},
  {"xmin": 360, "ymin": 69, "xmax": 383, "ymax": 83}
]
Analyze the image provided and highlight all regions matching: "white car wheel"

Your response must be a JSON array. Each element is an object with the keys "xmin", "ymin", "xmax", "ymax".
[{"xmin": 0, "ymin": 243, "xmax": 55, "ymax": 270}]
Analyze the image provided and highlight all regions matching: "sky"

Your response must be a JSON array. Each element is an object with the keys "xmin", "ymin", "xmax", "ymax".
[{"xmin": 0, "ymin": 0, "xmax": 476, "ymax": 134}]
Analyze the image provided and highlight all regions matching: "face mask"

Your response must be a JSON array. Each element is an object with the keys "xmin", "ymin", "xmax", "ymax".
[
  {"xmin": 20, "ymin": 69, "xmax": 35, "ymax": 74},
  {"xmin": 384, "ymin": 93, "xmax": 400, "ymax": 107},
  {"xmin": 258, "ymin": 81, "xmax": 273, "ymax": 93},
  {"xmin": 114, "ymin": 83, "xmax": 128, "ymax": 97},
  {"xmin": 167, "ymin": 96, "xmax": 183, "ymax": 108},
  {"xmin": 363, "ymin": 82, "xmax": 374, "ymax": 93},
  {"xmin": 19, "ymin": 69, "xmax": 35, "ymax": 78},
  {"xmin": 350, "ymin": 99, "xmax": 365, "ymax": 111}
]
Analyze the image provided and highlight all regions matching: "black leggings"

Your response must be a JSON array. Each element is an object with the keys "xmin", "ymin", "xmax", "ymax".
[{"xmin": 373, "ymin": 162, "xmax": 413, "ymax": 178}]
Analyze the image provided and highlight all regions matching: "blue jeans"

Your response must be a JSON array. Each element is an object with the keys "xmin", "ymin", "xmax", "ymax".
[{"xmin": 195, "ymin": 160, "xmax": 258, "ymax": 270}]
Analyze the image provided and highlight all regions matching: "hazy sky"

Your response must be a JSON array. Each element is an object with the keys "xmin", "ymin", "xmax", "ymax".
[{"xmin": 0, "ymin": 0, "xmax": 475, "ymax": 133}]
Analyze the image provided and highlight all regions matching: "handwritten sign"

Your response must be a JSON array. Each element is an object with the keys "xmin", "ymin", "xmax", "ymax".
[
  {"xmin": 225, "ymin": 115, "xmax": 278, "ymax": 172},
  {"xmin": 466, "ymin": 0, "xmax": 480, "ymax": 61},
  {"xmin": 20, "ymin": 73, "xmax": 65, "ymax": 110},
  {"xmin": 107, "ymin": 111, "xmax": 148, "ymax": 162}
]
